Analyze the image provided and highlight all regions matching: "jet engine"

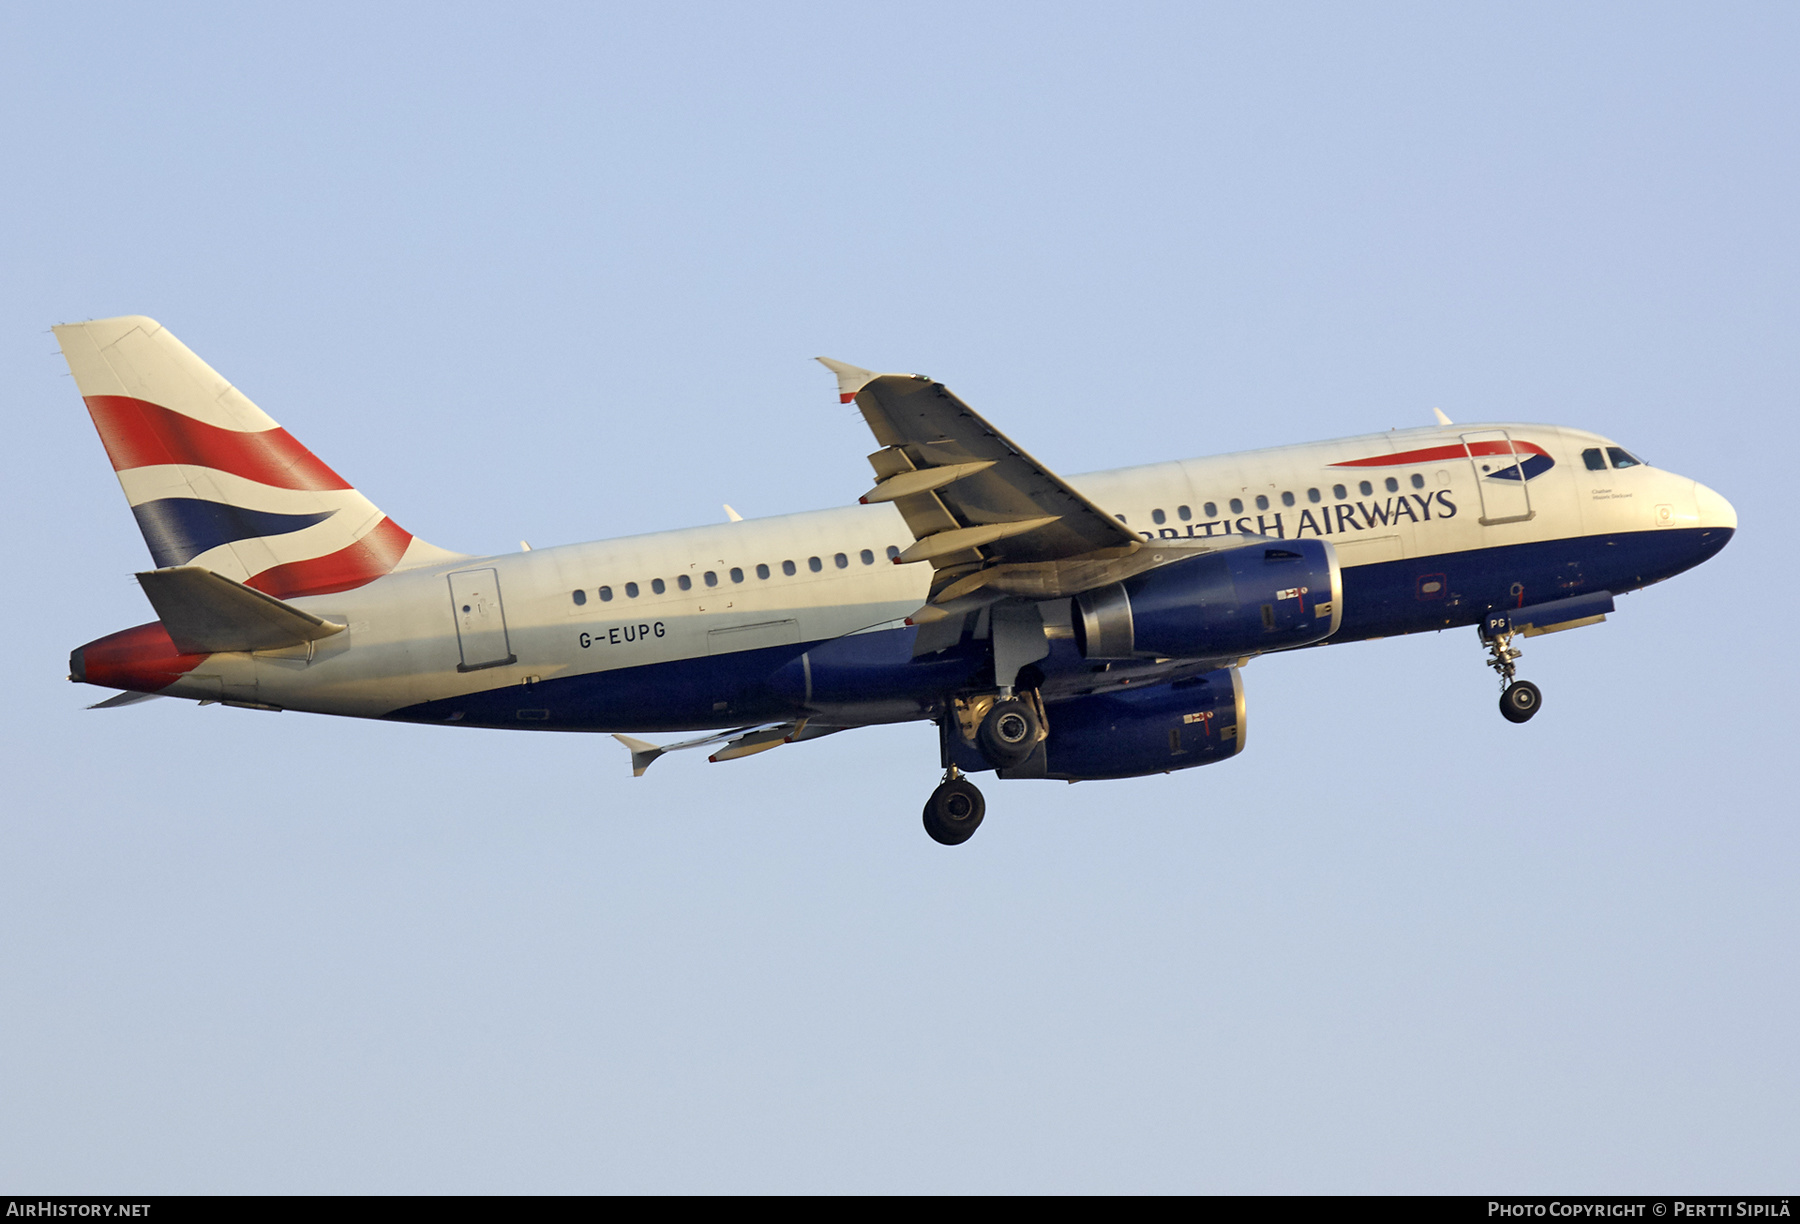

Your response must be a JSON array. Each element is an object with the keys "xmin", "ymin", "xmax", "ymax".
[
  {"xmin": 1071, "ymin": 539, "xmax": 1341, "ymax": 660},
  {"xmin": 1037, "ymin": 668, "xmax": 1246, "ymax": 781}
]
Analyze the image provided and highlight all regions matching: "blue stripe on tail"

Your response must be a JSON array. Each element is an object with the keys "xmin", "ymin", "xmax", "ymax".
[{"xmin": 130, "ymin": 498, "xmax": 337, "ymax": 567}]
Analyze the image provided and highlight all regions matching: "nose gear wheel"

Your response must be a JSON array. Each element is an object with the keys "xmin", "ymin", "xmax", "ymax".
[
  {"xmin": 1500, "ymin": 679, "xmax": 1542, "ymax": 723},
  {"xmin": 1481, "ymin": 617, "xmax": 1542, "ymax": 723}
]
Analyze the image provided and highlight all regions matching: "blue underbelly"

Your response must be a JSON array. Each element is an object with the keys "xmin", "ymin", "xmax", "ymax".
[
  {"xmin": 385, "ymin": 626, "xmax": 986, "ymax": 733},
  {"xmin": 1334, "ymin": 526, "xmax": 1732, "ymax": 640},
  {"xmin": 386, "ymin": 527, "xmax": 1732, "ymax": 732}
]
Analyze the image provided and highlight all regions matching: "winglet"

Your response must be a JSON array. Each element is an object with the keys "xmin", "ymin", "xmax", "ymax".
[
  {"xmin": 816, "ymin": 357, "xmax": 878, "ymax": 404},
  {"xmin": 1433, "ymin": 407, "xmax": 1453, "ymax": 426},
  {"xmin": 611, "ymin": 734, "xmax": 664, "ymax": 778}
]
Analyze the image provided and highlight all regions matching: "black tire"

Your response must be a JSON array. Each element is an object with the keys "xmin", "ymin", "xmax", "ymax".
[
  {"xmin": 976, "ymin": 698, "xmax": 1040, "ymax": 769},
  {"xmin": 1500, "ymin": 680, "xmax": 1542, "ymax": 724},
  {"xmin": 922, "ymin": 778, "xmax": 986, "ymax": 846}
]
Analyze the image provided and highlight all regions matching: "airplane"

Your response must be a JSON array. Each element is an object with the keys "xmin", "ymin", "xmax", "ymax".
[{"xmin": 57, "ymin": 316, "xmax": 1736, "ymax": 845}]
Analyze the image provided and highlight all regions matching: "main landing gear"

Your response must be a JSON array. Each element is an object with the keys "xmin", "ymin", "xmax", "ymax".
[
  {"xmin": 1481, "ymin": 613, "xmax": 1543, "ymax": 724},
  {"xmin": 920, "ymin": 693, "xmax": 1043, "ymax": 845},
  {"xmin": 923, "ymin": 767, "xmax": 986, "ymax": 846},
  {"xmin": 976, "ymin": 696, "xmax": 1040, "ymax": 770}
]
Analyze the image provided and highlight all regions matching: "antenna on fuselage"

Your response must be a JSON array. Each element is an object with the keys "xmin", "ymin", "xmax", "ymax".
[{"xmin": 1433, "ymin": 407, "xmax": 1454, "ymax": 426}]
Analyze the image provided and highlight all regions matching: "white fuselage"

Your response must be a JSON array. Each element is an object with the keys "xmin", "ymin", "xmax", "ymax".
[{"xmin": 152, "ymin": 422, "xmax": 1732, "ymax": 728}]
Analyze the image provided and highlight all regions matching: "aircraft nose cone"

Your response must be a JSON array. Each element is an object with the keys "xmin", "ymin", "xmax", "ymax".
[{"xmin": 1695, "ymin": 481, "xmax": 1738, "ymax": 532}]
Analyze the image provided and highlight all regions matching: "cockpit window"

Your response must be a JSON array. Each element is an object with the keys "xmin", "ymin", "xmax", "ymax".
[
  {"xmin": 1582, "ymin": 447, "xmax": 1607, "ymax": 471},
  {"xmin": 1607, "ymin": 447, "xmax": 1644, "ymax": 469}
]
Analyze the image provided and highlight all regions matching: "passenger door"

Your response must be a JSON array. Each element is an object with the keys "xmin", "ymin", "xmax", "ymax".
[
  {"xmin": 1461, "ymin": 430, "xmax": 1534, "ymax": 525},
  {"xmin": 448, "ymin": 568, "xmax": 516, "ymax": 671}
]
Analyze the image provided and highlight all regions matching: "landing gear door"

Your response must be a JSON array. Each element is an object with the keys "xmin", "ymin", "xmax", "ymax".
[
  {"xmin": 1462, "ymin": 430, "xmax": 1534, "ymax": 525},
  {"xmin": 448, "ymin": 568, "xmax": 517, "ymax": 672}
]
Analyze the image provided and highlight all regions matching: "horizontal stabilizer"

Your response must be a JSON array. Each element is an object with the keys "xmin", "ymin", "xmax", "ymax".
[
  {"xmin": 136, "ymin": 566, "xmax": 347, "ymax": 654},
  {"xmin": 87, "ymin": 690, "xmax": 165, "ymax": 709}
]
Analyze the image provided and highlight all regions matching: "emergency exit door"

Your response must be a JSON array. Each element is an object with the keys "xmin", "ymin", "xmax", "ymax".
[{"xmin": 448, "ymin": 568, "xmax": 516, "ymax": 671}]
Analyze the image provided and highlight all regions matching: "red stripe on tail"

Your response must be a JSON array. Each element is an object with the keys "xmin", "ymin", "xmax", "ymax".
[
  {"xmin": 84, "ymin": 395, "xmax": 354, "ymax": 491},
  {"xmin": 244, "ymin": 517, "xmax": 413, "ymax": 599}
]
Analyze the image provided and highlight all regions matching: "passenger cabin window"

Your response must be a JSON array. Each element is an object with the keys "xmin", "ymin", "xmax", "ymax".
[
  {"xmin": 886, "ymin": 545, "xmax": 901, "ymax": 560},
  {"xmin": 1152, "ymin": 508, "xmax": 1166, "ymax": 525},
  {"xmin": 1583, "ymin": 448, "xmax": 1607, "ymax": 471},
  {"xmin": 626, "ymin": 582, "xmax": 639, "ymax": 598},
  {"xmin": 1333, "ymin": 484, "xmax": 1347, "ymax": 500},
  {"xmin": 809, "ymin": 556, "xmax": 823, "ymax": 573},
  {"xmin": 1384, "ymin": 477, "xmax": 1399, "ymax": 493},
  {"xmin": 860, "ymin": 549, "xmax": 874, "ymax": 565},
  {"xmin": 599, "ymin": 586, "xmax": 613, "ymax": 601},
  {"xmin": 729, "ymin": 567, "xmax": 743, "ymax": 583},
  {"xmin": 756, "ymin": 564, "xmax": 770, "ymax": 580},
  {"xmin": 1607, "ymin": 447, "xmax": 1643, "ymax": 469},
  {"xmin": 1178, "ymin": 505, "xmax": 1191, "ymax": 521},
  {"xmin": 572, "ymin": 589, "xmax": 587, "ymax": 606},
  {"xmin": 703, "ymin": 571, "xmax": 718, "ymax": 587},
  {"xmin": 1308, "ymin": 488, "xmax": 1321, "ymax": 503},
  {"xmin": 1203, "ymin": 502, "xmax": 1217, "ymax": 518},
  {"xmin": 1281, "ymin": 491, "xmax": 1295, "ymax": 507},
  {"xmin": 1229, "ymin": 498, "xmax": 1243, "ymax": 514},
  {"xmin": 1359, "ymin": 480, "xmax": 1373, "ymax": 496},
  {"xmin": 834, "ymin": 552, "xmax": 848, "ymax": 569},
  {"xmin": 652, "ymin": 578, "xmax": 666, "ymax": 595},
  {"xmin": 1411, "ymin": 473, "xmax": 1425, "ymax": 489},
  {"xmin": 677, "ymin": 575, "xmax": 692, "ymax": 591},
  {"xmin": 1255, "ymin": 495, "xmax": 1269, "ymax": 511},
  {"xmin": 782, "ymin": 560, "xmax": 796, "ymax": 576}
]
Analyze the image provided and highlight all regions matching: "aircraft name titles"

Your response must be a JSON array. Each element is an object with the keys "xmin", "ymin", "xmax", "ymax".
[{"xmin": 1138, "ymin": 490, "xmax": 1459, "ymax": 541}]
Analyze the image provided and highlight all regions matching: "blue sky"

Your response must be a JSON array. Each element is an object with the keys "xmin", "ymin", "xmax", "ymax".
[{"xmin": 2, "ymin": 2, "xmax": 1795, "ymax": 1191}]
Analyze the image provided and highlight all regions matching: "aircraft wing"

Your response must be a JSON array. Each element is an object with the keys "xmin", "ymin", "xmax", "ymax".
[
  {"xmin": 818, "ymin": 360, "xmax": 1141, "ymax": 582},
  {"xmin": 612, "ymin": 720, "xmax": 849, "ymax": 777}
]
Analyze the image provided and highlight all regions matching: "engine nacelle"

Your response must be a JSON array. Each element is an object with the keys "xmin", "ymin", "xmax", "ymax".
[
  {"xmin": 1071, "ymin": 539, "xmax": 1341, "ymax": 660},
  {"xmin": 1039, "ymin": 668, "xmax": 1246, "ymax": 781}
]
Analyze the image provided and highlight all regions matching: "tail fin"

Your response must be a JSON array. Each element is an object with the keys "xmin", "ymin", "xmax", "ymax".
[{"xmin": 55, "ymin": 316, "xmax": 457, "ymax": 598}]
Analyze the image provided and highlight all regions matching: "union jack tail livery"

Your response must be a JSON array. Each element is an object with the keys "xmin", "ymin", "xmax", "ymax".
[{"xmin": 54, "ymin": 316, "xmax": 452, "ymax": 599}]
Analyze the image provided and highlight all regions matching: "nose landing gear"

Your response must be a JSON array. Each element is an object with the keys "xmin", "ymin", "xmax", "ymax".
[
  {"xmin": 923, "ymin": 768, "xmax": 986, "ymax": 846},
  {"xmin": 1499, "ymin": 678, "xmax": 1542, "ymax": 723},
  {"xmin": 1481, "ymin": 611, "xmax": 1542, "ymax": 724}
]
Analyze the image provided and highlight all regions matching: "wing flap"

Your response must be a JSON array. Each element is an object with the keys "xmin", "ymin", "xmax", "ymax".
[
  {"xmin": 860, "ymin": 460, "xmax": 997, "ymax": 504},
  {"xmin": 895, "ymin": 516, "xmax": 1062, "ymax": 564}
]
